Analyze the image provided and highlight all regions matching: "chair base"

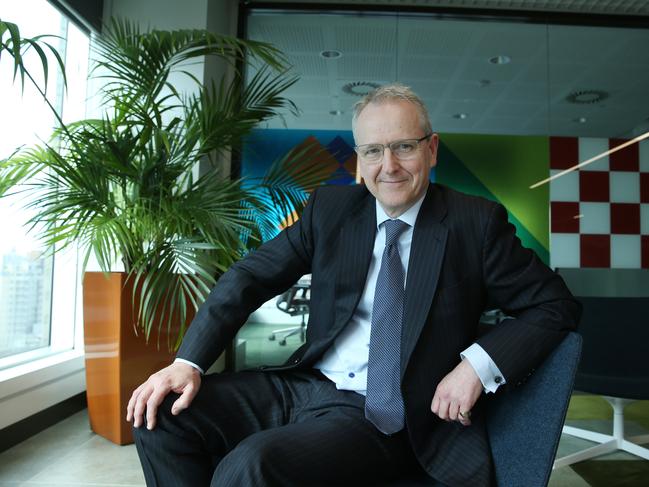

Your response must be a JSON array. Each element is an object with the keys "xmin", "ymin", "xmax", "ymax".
[
  {"xmin": 269, "ymin": 322, "xmax": 306, "ymax": 346},
  {"xmin": 554, "ymin": 396, "xmax": 649, "ymax": 469}
]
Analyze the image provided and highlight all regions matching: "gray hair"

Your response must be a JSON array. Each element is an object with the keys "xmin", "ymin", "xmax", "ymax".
[{"xmin": 351, "ymin": 83, "xmax": 432, "ymax": 139}]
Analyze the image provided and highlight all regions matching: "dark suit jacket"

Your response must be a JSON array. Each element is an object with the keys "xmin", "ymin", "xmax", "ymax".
[{"xmin": 177, "ymin": 183, "xmax": 581, "ymax": 486}]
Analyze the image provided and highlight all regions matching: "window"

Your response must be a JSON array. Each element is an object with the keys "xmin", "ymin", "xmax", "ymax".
[{"xmin": 0, "ymin": 1, "xmax": 89, "ymax": 367}]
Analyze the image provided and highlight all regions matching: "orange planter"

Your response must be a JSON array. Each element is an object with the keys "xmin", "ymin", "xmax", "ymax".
[{"xmin": 83, "ymin": 272, "xmax": 188, "ymax": 445}]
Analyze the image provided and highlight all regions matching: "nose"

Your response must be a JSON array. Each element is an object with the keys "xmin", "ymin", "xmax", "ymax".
[{"xmin": 382, "ymin": 147, "xmax": 400, "ymax": 172}]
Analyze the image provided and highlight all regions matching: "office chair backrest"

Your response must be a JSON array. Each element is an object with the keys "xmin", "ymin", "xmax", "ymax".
[
  {"xmin": 486, "ymin": 332, "xmax": 582, "ymax": 487},
  {"xmin": 574, "ymin": 296, "xmax": 649, "ymax": 399},
  {"xmin": 387, "ymin": 332, "xmax": 582, "ymax": 487}
]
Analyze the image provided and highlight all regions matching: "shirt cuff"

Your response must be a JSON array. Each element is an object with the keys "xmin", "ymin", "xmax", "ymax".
[
  {"xmin": 460, "ymin": 343, "xmax": 506, "ymax": 393},
  {"xmin": 174, "ymin": 358, "xmax": 205, "ymax": 375}
]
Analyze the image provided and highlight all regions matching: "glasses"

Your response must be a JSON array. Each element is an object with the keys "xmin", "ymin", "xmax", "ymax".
[{"xmin": 354, "ymin": 134, "xmax": 432, "ymax": 164}]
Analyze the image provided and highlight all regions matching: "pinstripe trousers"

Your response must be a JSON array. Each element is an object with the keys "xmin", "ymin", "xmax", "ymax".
[{"xmin": 133, "ymin": 369, "xmax": 421, "ymax": 487}]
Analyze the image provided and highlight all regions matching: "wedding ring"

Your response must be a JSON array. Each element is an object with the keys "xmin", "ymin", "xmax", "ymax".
[{"xmin": 459, "ymin": 410, "xmax": 472, "ymax": 419}]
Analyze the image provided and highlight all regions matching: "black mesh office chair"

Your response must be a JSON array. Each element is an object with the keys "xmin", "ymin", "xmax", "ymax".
[{"xmin": 268, "ymin": 277, "xmax": 310, "ymax": 346}]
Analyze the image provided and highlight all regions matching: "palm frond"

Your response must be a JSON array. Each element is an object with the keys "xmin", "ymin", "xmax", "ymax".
[
  {"xmin": 246, "ymin": 139, "xmax": 339, "ymax": 239},
  {"xmin": 0, "ymin": 19, "xmax": 66, "ymax": 92}
]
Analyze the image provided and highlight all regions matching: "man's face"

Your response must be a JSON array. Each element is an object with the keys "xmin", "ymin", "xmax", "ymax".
[{"xmin": 354, "ymin": 100, "xmax": 438, "ymax": 218}]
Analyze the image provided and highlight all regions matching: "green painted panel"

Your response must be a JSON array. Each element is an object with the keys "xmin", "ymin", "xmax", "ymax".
[
  {"xmin": 436, "ymin": 140, "xmax": 549, "ymax": 265},
  {"xmin": 439, "ymin": 134, "xmax": 549, "ymax": 251}
]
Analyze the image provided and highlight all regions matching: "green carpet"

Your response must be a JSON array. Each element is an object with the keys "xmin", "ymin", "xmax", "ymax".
[
  {"xmin": 571, "ymin": 460, "xmax": 649, "ymax": 487},
  {"xmin": 567, "ymin": 395, "xmax": 649, "ymax": 430},
  {"xmin": 563, "ymin": 394, "xmax": 649, "ymax": 486}
]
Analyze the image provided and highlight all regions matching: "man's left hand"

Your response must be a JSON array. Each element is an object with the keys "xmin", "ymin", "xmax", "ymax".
[{"xmin": 430, "ymin": 359, "xmax": 483, "ymax": 426}]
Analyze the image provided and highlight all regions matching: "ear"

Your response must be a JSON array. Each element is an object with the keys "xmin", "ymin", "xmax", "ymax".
[{"xmin": 428, "ymin": 133, "xmax": 439, "ymax": 169}]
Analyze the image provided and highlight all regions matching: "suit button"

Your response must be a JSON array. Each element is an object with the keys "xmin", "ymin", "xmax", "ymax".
[
  {"xmin": 495, "ymin": 376, "xmax": 503, "ymax": 384},
  {"xmin": 293, "ymin": 358, "xmax": 301, "ymax": 364}
]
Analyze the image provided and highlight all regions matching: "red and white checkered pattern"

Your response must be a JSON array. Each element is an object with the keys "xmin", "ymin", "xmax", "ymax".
[{"xmin": 550, "ymin": 136, "xmax": 649, "ymax": 269}]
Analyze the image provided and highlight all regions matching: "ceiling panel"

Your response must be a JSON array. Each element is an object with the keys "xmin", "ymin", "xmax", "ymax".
[
  {"xmin": 288, "ymin": 54, "xmax": 329, "ymax": 76},
  {"xmin": 246, "ymin": 9, "xmax": 649, "ymax": 137},
  {"xmin": 251, "ymin": 0, "xmax": 649, "ymax": 16},
  {"xmin": 337, "ymin": 54, "xmax": 396, "ymax": 79},
  {"xmin": 334, "ymin": 24, "xmax": 397, "ymax": 53},
  {"xmin": 397, "ymin": 56, "xmax": 460, "ymax": 80}
]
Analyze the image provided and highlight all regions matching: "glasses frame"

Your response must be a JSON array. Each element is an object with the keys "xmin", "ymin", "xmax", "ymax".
[{"xmin": 354, "ymin": 133, "xmax": 433, "ymax": 164}]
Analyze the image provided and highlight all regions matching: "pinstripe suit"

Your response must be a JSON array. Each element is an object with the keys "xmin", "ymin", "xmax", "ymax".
[{"xmin": 168, "ymin": 182, "xmax": 580, "ymax": 486}]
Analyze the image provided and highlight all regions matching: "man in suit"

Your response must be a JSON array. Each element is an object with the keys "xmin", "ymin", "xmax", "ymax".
[{"xmin": 128, "ymin": 84, "xmax": 580, "ymax": 486}]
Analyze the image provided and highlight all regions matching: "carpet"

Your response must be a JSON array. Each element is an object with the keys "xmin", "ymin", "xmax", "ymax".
[
  {"xmin": 567, "ymin": 395, "xmax": 649, "ymax": 431},
  {"xmin": 571, "ymin": 460, "xmax": 649, "ymax": 487},
  {"xmin": 563, "ymin": 395, "xmax": 649, "ymax": 486}
]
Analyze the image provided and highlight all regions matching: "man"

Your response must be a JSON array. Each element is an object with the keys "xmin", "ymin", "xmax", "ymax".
[{"xmin": 128, "ymin": 84, "xmax": 580, "ymax": 486}]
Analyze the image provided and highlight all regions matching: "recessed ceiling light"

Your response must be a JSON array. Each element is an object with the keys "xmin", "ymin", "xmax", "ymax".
[
  {"xmin": 329, "ymin": 110, "xmax": 343, "ymax": 116},
  {"xmin": 342, "ymin": 81, "xmax": 381, "ymax": 97},
  {"xmin": 489, "ymin": 55, "xmax": 511, "ymax": 65},
  {"xmin": 320, "ymin": 50, "xmax": 342, "ymax": 59},
  {"xmin": 453, "ymin": 113, "xmax": 468, "ymax": 120},
  {"xmin": 574, "ymin": 117, "xmax": 587, "ymax": 124}
]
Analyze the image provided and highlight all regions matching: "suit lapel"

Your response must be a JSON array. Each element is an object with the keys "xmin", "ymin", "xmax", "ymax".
[
  {"xmin": 331, "ymin": 193, "xmax": 376, "ymax": 337},
  {"xmin": 401, "ymin": 185, "xmax": 448, "ymax": 376}
]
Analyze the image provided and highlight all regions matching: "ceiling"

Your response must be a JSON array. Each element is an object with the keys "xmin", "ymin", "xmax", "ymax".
[
  {"xmin": 245, "ymin": 5, "xmax": 649, "ymax": 137},
  {"xmin": 250, "ymin": 0, "xmax": 649, "ymax": 17}
]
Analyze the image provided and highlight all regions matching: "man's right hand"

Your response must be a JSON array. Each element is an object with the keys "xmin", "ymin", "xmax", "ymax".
[{"xmin": 126, "ymin": 361, "xmax": 201, "ymax": 430}]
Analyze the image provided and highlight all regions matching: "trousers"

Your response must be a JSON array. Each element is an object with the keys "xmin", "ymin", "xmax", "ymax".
[{"xmin": 133, "ymin": 369, "xmax": 421, "ymax": 487}]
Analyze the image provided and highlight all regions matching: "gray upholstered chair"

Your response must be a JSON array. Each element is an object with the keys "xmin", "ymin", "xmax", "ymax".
[{"xmin": 389, "ymin": 332, "xmax": 582, "ymax": 487}]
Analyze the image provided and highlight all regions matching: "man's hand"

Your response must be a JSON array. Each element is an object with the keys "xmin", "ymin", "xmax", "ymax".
[
  {"xmin": 126, "ymin": 362, "xmax": 201, "ymax": 430},
  {"xmin": 430, "ymin": 359, "xmax": 483, "ymax": 426}
]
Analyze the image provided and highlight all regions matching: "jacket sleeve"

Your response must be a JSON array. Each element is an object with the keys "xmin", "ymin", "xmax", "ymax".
[
  {"xmin": 475, "ymin": 202, "xmax": 581, "ymax": 387},
  {"xmin": 175, "ymin": 190, "xmax": 318, "ymax": 372}
]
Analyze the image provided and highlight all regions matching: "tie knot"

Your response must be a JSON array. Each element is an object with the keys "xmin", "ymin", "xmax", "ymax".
[{"xmin": 383, "ymin": 219, "xmax": 408, "ymax": 247}]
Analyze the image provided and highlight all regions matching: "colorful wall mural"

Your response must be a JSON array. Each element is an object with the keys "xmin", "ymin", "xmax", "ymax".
[{"xmin": 241, "ymin": 130, "xmax": 649, "ymax": 268}]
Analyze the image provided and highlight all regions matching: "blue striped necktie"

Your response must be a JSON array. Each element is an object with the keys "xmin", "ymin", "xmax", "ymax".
[{"xmin": 365, "ymin": 218, "xmax": 409, "ymax": 434}]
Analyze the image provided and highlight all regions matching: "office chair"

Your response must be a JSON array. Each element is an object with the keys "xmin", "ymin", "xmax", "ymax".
[
  {"xmin": 554, "ymin": 297, "xmax": 649, "ymax": 468},
  {"xmin": 388, "ymin": 332, "xmax": 582, "ymax": 486},
  {"xmin": 268, "ymin": 277, "xmax": 310, "ymax": 346}
]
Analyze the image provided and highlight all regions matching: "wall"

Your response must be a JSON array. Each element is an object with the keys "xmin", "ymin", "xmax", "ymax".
[
  {"xmin": 244, "ymin": 130, "xmax": 649, "ymax": 272},
  {"xmin": 243, "ymin": 129, "xmax": 551, "ymax": 262},
  {"xmin": 550, "ymin": 136, "xmax": 649, "ymax": 269}
]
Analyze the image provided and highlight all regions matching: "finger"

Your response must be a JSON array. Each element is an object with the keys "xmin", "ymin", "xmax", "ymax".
[
  {"xmin": 132, "ymin": 385, "xmax": 152, "ymax": 429},
  {"xmin": 436, "ymin": 399, "xmax": 450, "ymax": 421},
  {"xmin": 430, "ymin": 394, "xmax": 439, "ymax": 415},
  {"xmin": 145, "ymin": 387, "xmax": 170, "ymax": 430},
  {"xmin": 126, "ymin": 389, "xmax": 139, "ymax": 423},
  {"xmin": 126, "ymin": 386, "xmax": 142, "ymax": 422},
  {"xmin": 458, "ymin": 408, "xmax": 473, "ymax": 426},
  {"xmin": 449, "ymin": 401, "xmax": 460, "ymax": 422},
  {"xmin": 171, "ymin": 382, "xmax": 198, "ymax": 415}
]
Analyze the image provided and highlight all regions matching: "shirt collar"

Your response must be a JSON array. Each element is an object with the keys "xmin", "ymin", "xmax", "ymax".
[{"xmin": 375, "ymin": 191, "xmax": 427, "ymax": 230}]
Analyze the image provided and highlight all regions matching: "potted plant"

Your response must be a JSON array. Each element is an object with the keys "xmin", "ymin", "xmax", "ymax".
[{"xmin": 1, "ymin": 19, "xmax": 333, "ymax": 444}]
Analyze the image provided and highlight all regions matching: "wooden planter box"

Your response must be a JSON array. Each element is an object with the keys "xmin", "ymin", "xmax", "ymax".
[{"xmin": 83, "ymin": 272, "xmax": 183, "ymax": 445}]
